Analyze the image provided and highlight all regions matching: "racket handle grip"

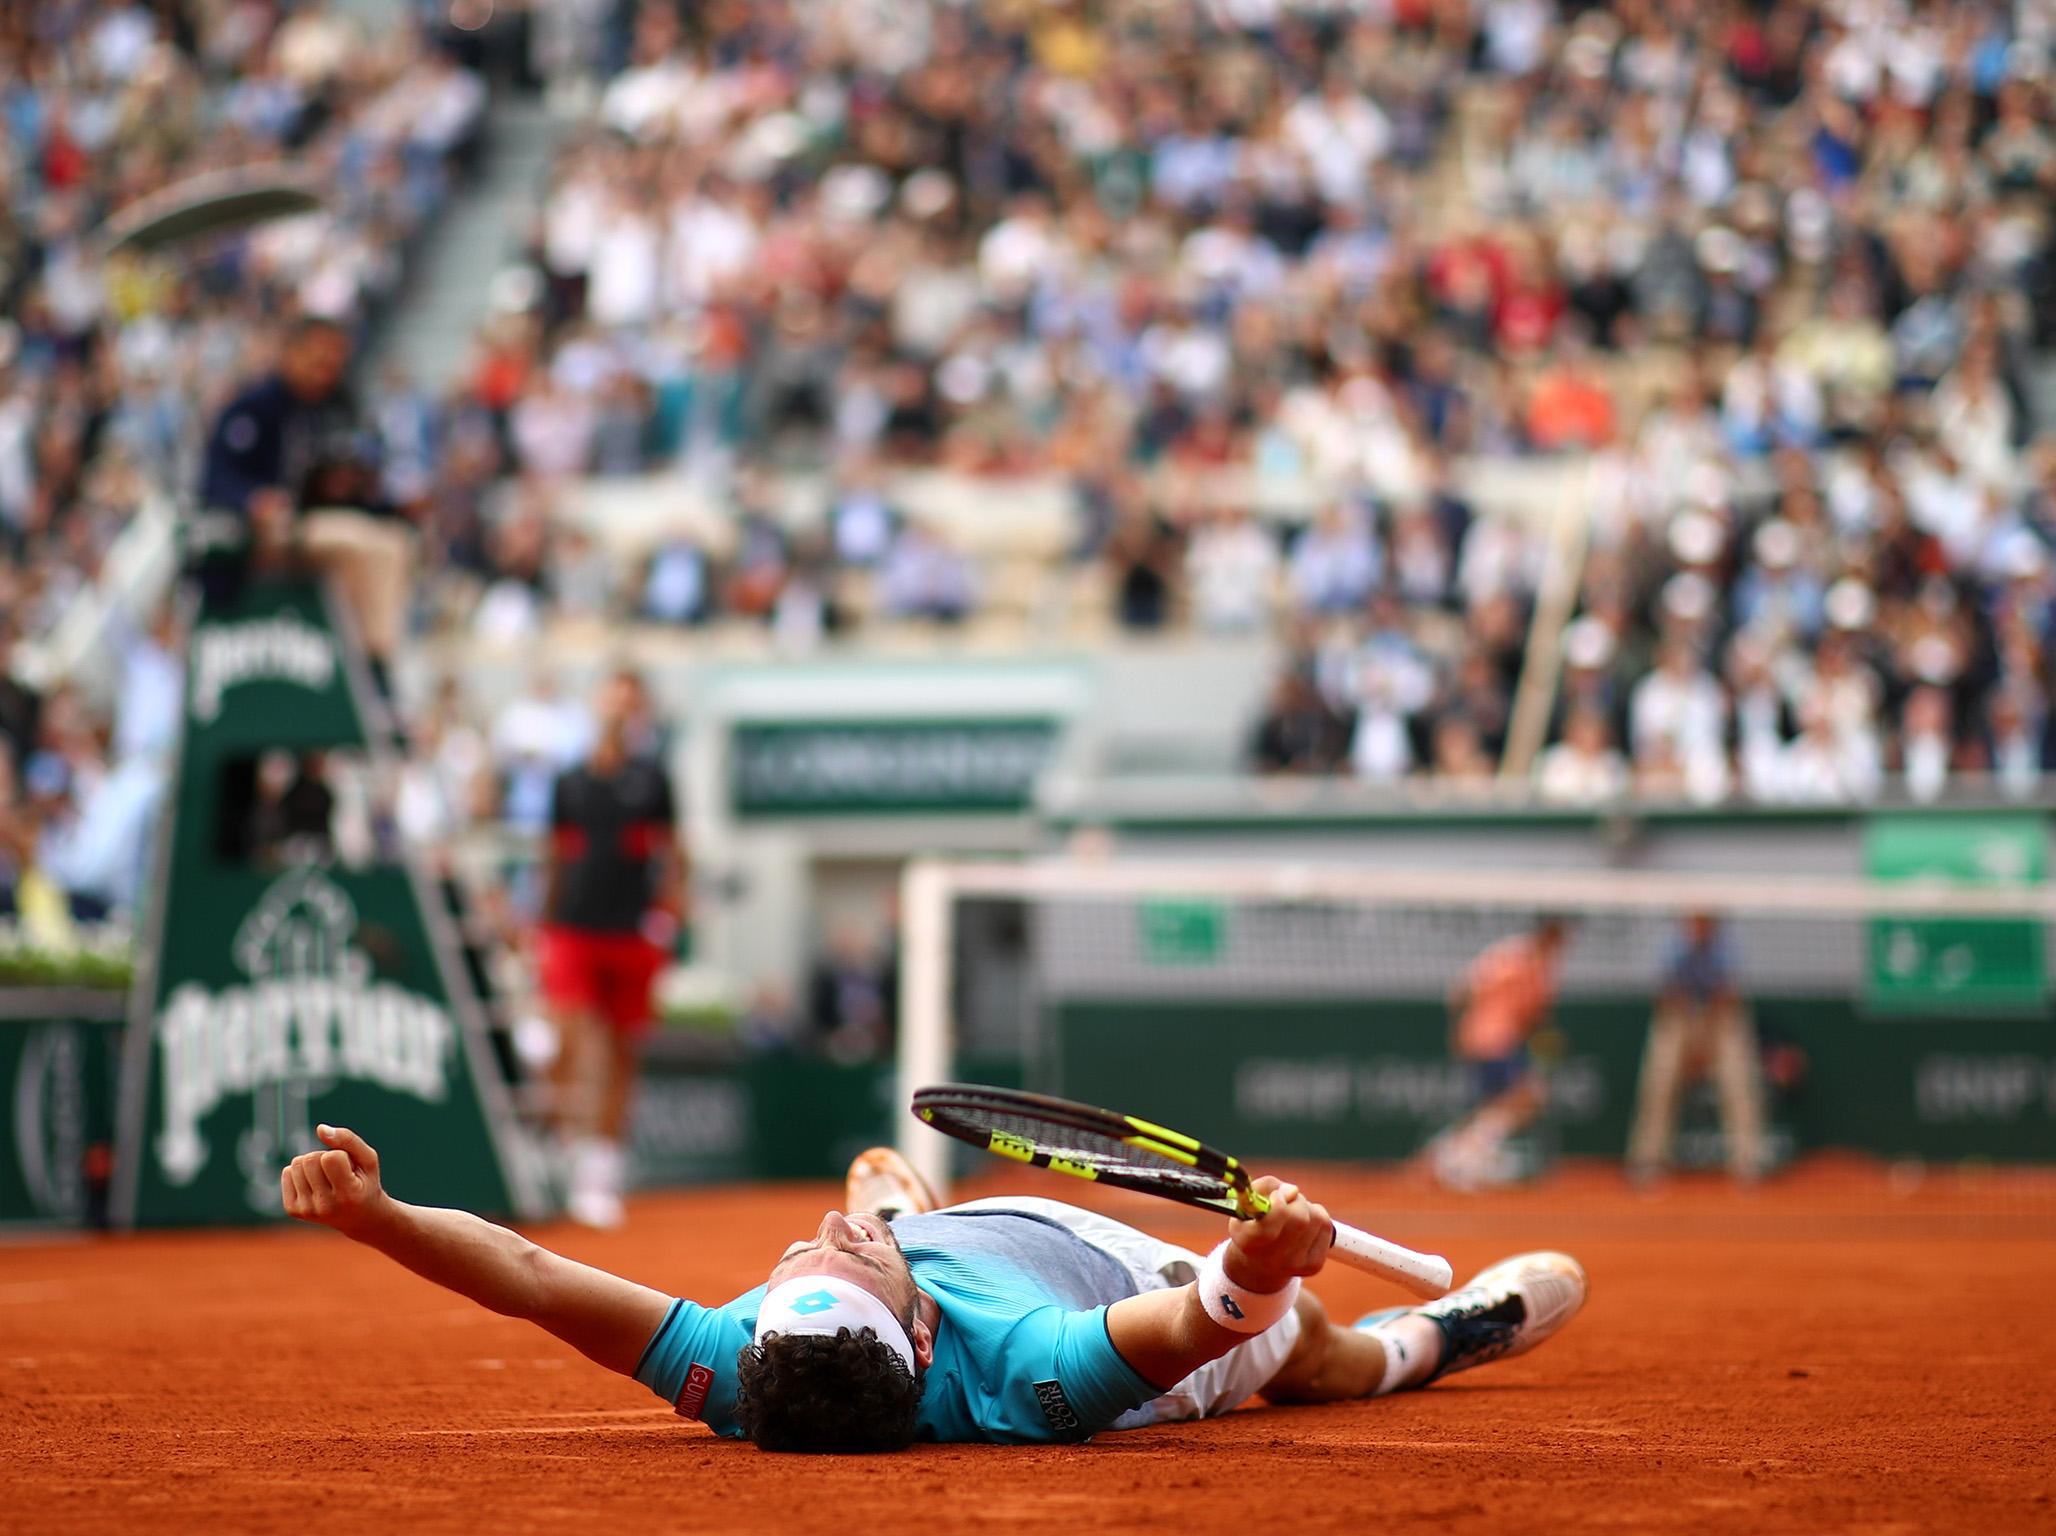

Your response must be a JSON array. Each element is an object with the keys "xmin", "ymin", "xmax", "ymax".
[{"xmin": 1329, "ymin": 1221, "xmax": 1454, "ymax": 1299}]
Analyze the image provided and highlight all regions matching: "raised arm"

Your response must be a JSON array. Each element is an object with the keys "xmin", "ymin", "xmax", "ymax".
[
  {"xmin": 1103, "ymin": 1176, "xmax": 1332, "ymax": 1389},
  {"xmin": 282, "ymin": 1125, "xmax": 670, "ymax": 1376}
]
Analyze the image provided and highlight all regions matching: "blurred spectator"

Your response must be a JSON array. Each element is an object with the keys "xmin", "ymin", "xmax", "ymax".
[
  {"xmin": 27, "ymin": 699, "xmax": 161, "ymax": 919},
  {"xmin": 1252, "ymin": 668, "xmax": 1349, "ymax": 776},
  {"xmin": 396, "ymin": 678, "xmax": 494, "ymax": 850},
  {"xmin": 640, "ymin": 533, "xmax": 712, "ymax": 627},
  {"xmin": 0, "ymin": 625, "xmax": 40, "ymax": 770},
  {"xmin": 111, "ymin": 605, "xmax": 182, "ymax": 766},
  {"xmin": 809, "ymin": 920, "xmax": 896, "ymax": 1064},
  {"xmin": 1187, "ymin": 507, "xmax": 1278, "ymax": 633},
  {"xmin": 492, "ymin": 674, "xmax": 591, "ymax": 835},
  {"xmin": 1629, "ymin": 640, "xmax": 1729, "ymax": 804},
  {"xmin": 878, "ymin": 521, "xmax": 975, "ymax": 624},
  {"xmin": 1106, "ymin": 509, "xmax": 1181, "ymax": 631},
  {"xmin": 1289, "ymin": 504, "xmax": 1380, "ymax": 615},
  {"xmin": 1536, "ymin": 706, "xmax": 1629, "ymax": 806}
]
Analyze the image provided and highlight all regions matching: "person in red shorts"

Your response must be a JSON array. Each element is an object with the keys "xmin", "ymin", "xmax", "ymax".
[{"xmin": 538, "ymin": 667, "xmax": 684, "ymax": 1228}]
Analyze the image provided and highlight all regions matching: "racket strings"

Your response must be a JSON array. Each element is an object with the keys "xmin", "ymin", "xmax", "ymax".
[{"xmin": 941, "ymin": 1105, "xmax": 1231, "ymax": 1201}]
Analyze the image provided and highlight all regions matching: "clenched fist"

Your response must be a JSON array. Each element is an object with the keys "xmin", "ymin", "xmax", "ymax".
[
  {"xmin": 281, "ymin": 1124, "xmax": 389, "ymax": 1237},
  {"xmin": 1224, "ymin": 1175, "xmax": 1332, "ymax": 1291}
]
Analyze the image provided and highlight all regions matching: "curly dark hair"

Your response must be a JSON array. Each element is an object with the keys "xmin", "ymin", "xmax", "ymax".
[{"xmin": 733, "ymin": 1326, "xmax": 924, "ymax": 1453}]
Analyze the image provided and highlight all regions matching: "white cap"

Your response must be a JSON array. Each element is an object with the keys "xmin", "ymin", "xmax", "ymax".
[{"xmin": 754, "ymin": 1276, "xmax": 917, "ymax": 1380}]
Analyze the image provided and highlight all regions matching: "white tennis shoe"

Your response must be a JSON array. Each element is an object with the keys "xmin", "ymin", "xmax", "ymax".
[
  {"xmin": 565, "ymin": 1137, "xmax": 626, "ymax": 1230},
  {"xmin": 845, "ymin": 1146, "xmax": 940, "ymax": 1221},
  {"xmin": 1412, "ymin": 1251, "xmax": 1587, "ymax": 1381}
]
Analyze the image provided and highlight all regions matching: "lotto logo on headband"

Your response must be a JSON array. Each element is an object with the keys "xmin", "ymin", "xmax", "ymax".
[{"xmin": 755, "ymin": 1276, "xmax": 919, "ymax": 1381}]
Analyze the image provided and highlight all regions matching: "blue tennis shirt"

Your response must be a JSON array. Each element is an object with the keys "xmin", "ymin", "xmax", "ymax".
[{"xmin": 634, "ymin": 1208, "xmax": 1161, "ymax": 1442}]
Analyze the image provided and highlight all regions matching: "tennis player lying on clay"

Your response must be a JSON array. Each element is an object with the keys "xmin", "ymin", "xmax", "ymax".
[{"xmin": 283, "ymin": 1126, "xmax": 1585, "ymax": 1451}]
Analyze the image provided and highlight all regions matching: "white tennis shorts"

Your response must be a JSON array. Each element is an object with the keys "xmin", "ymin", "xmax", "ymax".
[{"xmin": 940, "ymin": 1196, "xmax": 1303, "ymax": 1429}]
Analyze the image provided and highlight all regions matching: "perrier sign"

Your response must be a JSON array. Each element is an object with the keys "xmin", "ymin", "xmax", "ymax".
[{"xmin": 115, "ymin": 579, "xmax": 540, "ymax": 1225}]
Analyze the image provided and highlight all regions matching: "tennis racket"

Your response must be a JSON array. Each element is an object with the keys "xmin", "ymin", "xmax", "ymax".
[{"xmin": 912, "ymin": 1083, "xmax": 1453, "ymax": 1299}]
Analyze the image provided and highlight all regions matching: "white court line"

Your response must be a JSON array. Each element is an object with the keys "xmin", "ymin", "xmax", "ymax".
[
  {"xmin": 0, "ymin": 1281, "xmax": 72, "ymax": 1303},
  {"xmin": 386, "ymin": 1424, "xmax": 688, "ymax": 1437},
  {"xmin": 184, "ymin": 1411, "xmax": 675, "ymax": 1436}
]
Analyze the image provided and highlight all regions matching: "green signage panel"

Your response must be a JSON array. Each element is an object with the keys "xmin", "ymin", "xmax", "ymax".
[
  {"xmin": 1050, "ymin": 998, "xmax": 2056, "ymax": 1165},
  {"xmin": 730, "ymin": 718, "xmax": 1061, "ymax": 816},
  {"xmin": 630, "ymin": 1053, "xmax": 1020, "ymax": 1187},
  {"xmin": 0, "ymin": 1001, "xmax": 123, "ymax": 1226},
  {"xmin": 1864, "ymin": 814, "xmax": 2048, "ymax": 1016},
  {"xmin": 115, "ymin": 579, "xmax": 539, "ymax": 1225},
  {"xmin": 1138, "ymin": 898, "xmax": 1227, "ymax": 964}
]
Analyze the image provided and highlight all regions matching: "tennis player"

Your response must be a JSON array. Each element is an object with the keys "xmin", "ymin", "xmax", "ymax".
[
  {"xmin": 282, "ymin": 1126, "xmax": 1586, "ymax": 1451},
  {"xmin": 1428, "ymin": 917, "xmax": 1571, "ymax": 1189},
  {"xmin": 537, "ymin": 666, "xmax": 683, "ymax": 1229}
]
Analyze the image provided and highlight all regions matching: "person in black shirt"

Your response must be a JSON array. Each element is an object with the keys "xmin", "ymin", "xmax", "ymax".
[
  {"xmin": 0, "ymin": 621, "xmax": 40, "ymax": 773},
  {"xmin": 537, "ymin": 667, "xmax": 684, "ymax": 1228},
  {"xmin": 1251, "ymin": 665, "xmax": 1350, "ymax": 774},
  {"xmin": 199, "ymin": 317, "xmax": 415, "ymax": 671}
]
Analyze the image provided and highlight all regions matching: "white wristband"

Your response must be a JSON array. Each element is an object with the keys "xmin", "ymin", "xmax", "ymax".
[{"xmin": 1197, "ymin": 1240, "xmax": 1301, "ymax": 1334}]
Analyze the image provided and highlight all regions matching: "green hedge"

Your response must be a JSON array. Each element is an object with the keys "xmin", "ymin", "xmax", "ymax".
[{"xmin": 0, "ymin": 923, "xmax": 134, "ymax": 992}]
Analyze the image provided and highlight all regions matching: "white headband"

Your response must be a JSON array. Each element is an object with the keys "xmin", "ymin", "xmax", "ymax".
[{"xmin": 754, "ymin": 1275, "xmax": 917, "ymax": 1379}]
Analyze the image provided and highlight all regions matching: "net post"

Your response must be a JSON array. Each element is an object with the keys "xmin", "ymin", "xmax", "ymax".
[{"xmin": 898, "ymin": 857, "xmax": 956, "ymax": 1202}]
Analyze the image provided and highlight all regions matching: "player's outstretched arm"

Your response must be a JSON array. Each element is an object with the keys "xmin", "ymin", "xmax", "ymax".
[
  {"xmin": 282, "ymin": 1125, "xmax": 670, "ymax": 1377},
  {"xmin": 1103, "ymin": 1176, "xmax": 1332, "ymax": 1389}
]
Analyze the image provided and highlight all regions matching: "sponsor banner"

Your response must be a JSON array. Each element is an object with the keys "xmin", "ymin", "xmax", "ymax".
[
  {"xmin": 628, "ymin": 1071, "xmax": 752, "ymax": 1189},
  {"xmin": 628, "ymin": 1053, "xmax": 937, "ymax": 1189},
  {"xmin": 730, "ymin": 719, "xmax": 1061, "ymax": 817},
  {"xmin": 1864, "ymin": 814, "xmax": 2048, "ymax": 1015},
  {"xmin": 0, "ymin": 1002, "xmax": 122, "ymax": 1227},
  {"xmin": 1051, "ymin": 999, "xmax": 2056, "ymax": 1164},
  {"xmin": 181, "ymin": 582, "xmax": 357, "ymax": 741}
]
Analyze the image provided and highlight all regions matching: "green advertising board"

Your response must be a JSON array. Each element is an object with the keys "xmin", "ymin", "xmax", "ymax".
[
  {"xmin": 1864, "ymin": 813, "xmax": 2049, "ymax": 1016},
  {"xmin": 0, "ymin": 995, "xmax": 124, "ymax": 1227},
  {"xmin": 628, "ymin": 1051, "xmax": 1019, "ymax": 1188},
  {"xmin": 114, "ymin": 579, "xmax": 541, "ymax": 1226},
  {"xmin": 1048, "ymin": 998, "xmax": 2056, "ymax": 1166},
  {"xmin": 730, "ymin": 718, "xmax": 1061, "ymax": 816}
]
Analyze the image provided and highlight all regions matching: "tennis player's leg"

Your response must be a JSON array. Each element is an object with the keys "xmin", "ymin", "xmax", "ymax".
[
  {"xmin": 1434, "ymin": 1052, "xmax": 1543, "ymax": 1188},
  {"xmin": 563, "ymin": 935, "xmax": 665, "ymax": 1229},
  {"xmin": 539, "ymin": 927, "xmax": 603, "ymax": 1136},
  {"xmin": 594, "ymin": 934, "xmax": 664, "ymax": 1138},
  {"xmin": 1261, "ymin": 1251, "xmax": 1587, "ymax": 1403}
]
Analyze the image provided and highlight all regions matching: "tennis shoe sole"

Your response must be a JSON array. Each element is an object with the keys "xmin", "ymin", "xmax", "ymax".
[{"xmin": 845, "ymin": 1146, "xmax": 940, "ymax": 1220}]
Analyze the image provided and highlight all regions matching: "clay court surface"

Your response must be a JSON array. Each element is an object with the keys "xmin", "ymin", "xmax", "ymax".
[{"xmin": 8, "ymin": 1164, "xmax": 2054, "ymax": 1536}]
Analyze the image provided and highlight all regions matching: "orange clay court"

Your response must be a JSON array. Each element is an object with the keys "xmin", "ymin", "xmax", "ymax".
[{"xmin": 7, "ymin": 1163, "xmax": 2054, "ymax": 1536}]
